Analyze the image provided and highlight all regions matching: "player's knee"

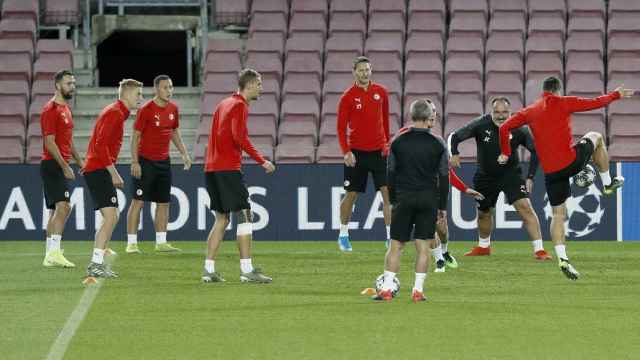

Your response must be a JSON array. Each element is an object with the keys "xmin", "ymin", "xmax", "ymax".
[
  {"xmin": 478, "ymin": 209, "xmax": 492, "ymax": 221},
  {"xmin": 552, "ymin": 206, "xmax": 567, "ymax": 220},
  {"xmin": 343, "ymin": 191, "xmax": 358, "ymax": 202},
  {"xmin": 130, "ymin": 199, "xmax": 144, "ymax": 210},
  {"xmin": 215, "ymin": 212, "xmax": 230, "ymax": 226},
  {"xmin": 57, "ymin": 202, "xmax": 71, "ymax": 217},
  {"xmin": 235, "ymin": 210, "xmax": 253, "ymax": 236},
  {"xmin": 584, "ymin": 131, "xmax": 603, "ymax": 146}
]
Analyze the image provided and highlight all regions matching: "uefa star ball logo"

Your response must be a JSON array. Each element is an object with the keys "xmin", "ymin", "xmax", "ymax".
[{"xmin": 543, "ymin": 179, "xmax": 605, "ymax": 238}]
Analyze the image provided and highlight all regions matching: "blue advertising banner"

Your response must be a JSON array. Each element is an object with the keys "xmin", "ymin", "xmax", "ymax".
[
  {"xmin": 0, "ymin": 163, "xmax": 619, "ymax": 241},
  {"xmin": 622, "ymin": 162, "xmax": 640, "ymax": 241}
]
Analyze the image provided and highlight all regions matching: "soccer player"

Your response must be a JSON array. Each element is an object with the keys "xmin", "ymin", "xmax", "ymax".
[
  {"xmin": 125, "ymin": 75, "xmax": 192, "ymax": 254},
  {"xmin": 449, "ymin": 97, "xmax": 551, "ymax": 260},
  {"xmin": 202, "ymin": 68, "xmax": 276, "ymax": 284},
  {"xmin": 374, "ymin": 99, "xmax": 449, "ymax": 302},
  {"xmin": 498, "ymin": 77, "xmax": 633, "ymax": 280},
  {"xmin": 83, "ymin": 79, "xmax": 143, "ymax": 278},
  {"xmin": 40, "ymin": 69, "xmax": 82, "ymax": 268},
  {"xmin": 337, "ymin": 56, "xmax": 391, "ymax": 251}
]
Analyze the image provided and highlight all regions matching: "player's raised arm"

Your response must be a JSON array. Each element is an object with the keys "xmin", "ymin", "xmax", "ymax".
[
  {"xmin": 498, "ymin": 110, "xmax": 529, "ymax": 162},
  {"xmin": 448, "ymin": 115, "xmax": 483, "ymax": 167}
]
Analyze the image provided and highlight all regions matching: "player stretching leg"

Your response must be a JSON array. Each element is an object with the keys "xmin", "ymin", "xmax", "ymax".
[{"xmin": 498, "ymin": 77, "xmax": 633, "ymax": 279}]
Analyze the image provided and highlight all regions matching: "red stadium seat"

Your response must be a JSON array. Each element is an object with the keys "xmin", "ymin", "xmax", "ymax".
[
  {"xmin": 0, "ymin": 138, "xmax": 25, "ymax": 163},
  {"xmin": 275, "ymin": 141, "xmax": 315, "ymax": 164},
  {"xmin": 289, "ymin": 12, "xmax": 327, "ymax": 39},
  {"xmin": 328, "ymin": 12, "xmax": 366, "ymax": 38},
  {"xmin": 44, "ymin": 0, "xmax": 81, "ymax": 25},
  {"xmin": 248, "ymin": 13, "xmax": 287, "ymax": 38},
  {"xmin": 291, "ymin": 0, "xmax": 327, "ymax": 18},
  {"xmin": 407, "ymin": 0, "xmax": 445, "ymax": 38},
  {"xmin": 316, "ymin": 140, "xmax": 343, "ymax": 163},
  {"xmin": 1, "ymin": 0, "xmax": 39, "ymax": 23}
]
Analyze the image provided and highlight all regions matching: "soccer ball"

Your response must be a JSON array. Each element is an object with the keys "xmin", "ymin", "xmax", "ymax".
[
  {"xmin": 573, "ymin": 164, "xmax": 596, "ymax": 188},
  {"xmin": 375, "ymin": 274, "xmax": 400, "ymax": 297}
]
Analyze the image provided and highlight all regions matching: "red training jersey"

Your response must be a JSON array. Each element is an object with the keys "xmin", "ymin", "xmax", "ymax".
[
  {"xmin": 337, "ymin": 81, "xmax": 390, "ymax": 155},
  {"xmin": 41, "ymin": 100, "xmax": 74, "ymax": 161},
  {"xmin": 396, "ymin": 125, "xmax": 468, "ymax": 192},
  {"xmin": 499, "ymin": 91, "xmax": 620, "ymax": 174},
  {"xmin": 133, "ymin": 100, "xmax": 179, "ymax": 161},
  {"xmin": 83, "ymin": 100, "xmax": 131, "ymax": 173},
  {"xmin": 205, "ymin": 93, "xmax": 265, "ymax": 172}
]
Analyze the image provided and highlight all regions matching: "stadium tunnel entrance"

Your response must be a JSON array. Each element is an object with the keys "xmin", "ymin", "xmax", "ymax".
[{"xmin": 97, "ymin": 31, "xmax": 194, "ymax": 87}]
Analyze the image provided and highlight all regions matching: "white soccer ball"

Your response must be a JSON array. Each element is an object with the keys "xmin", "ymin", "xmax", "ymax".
[
  {"xmin": 573, "ymin": 164, "xmax": 596, "ymax": 188},
  {"xmin": 375, "ymin": 274, "xmax": 400, "ymax": 297}
]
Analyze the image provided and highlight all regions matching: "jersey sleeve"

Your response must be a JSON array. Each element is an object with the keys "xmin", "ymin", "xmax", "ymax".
[
  {"xmin": 382, "ymin": 88, "xmax": 390, "ymax": 155},
  {"xmin": 94, "ymin": 111, "xmax": 117, "ymax": 167},
  {"xmin": 41, "ymin": 107, "xmax": 57, "ymax": 136},
  {"xmin": 448, "ymin": 167, "xmax": 468, "ymax": 193},
  {"xmin": 563, "ymin": 92, "xmax": 621, "ymax": 113},
  {"xmin": 449, "ymin": 115, "xmax": 483, "ymax": 155},
  {"xmin": 133, "ymin": 105, "xmax": 147, "ymax": 132},
  {"xmin": 172, "ymin": 104, "xmax": 180, "ymax": 129},
  {"xmin": 336, "ymin": 92, "xmax": 351, "ymax": 154},
  {"xmin": 499, "ymin": 109, "xmax": 530, "ymax": 157},
  {"xmin": 231, "ymin": 104, "xmax": 266, "ymax": 165}
]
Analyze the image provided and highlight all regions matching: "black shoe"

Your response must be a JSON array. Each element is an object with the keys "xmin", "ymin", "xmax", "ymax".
[
  {"xmin": 604, "ymin": 176, "xmax": 624, "ymax": 195},
  {"xmin": 435, "ymin": 259, "xmax": 446, "ymax": 273}
]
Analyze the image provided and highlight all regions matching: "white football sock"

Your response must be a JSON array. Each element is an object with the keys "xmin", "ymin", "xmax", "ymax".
[
  {"xmin": 339, "ymin": 224, "xmax": 348, "ymax": 237},
  {"xmin": 386, "ymin": 225, "xmax": 391, "ymax": 240},
  {"xmin": 431, "ymin": 246, "xmax": 444, "ymax": 262},
  {"xmin": 479, "ymin": 236, "xmax": 491, "ymax": 248},
  {"xmin": 50, "ymin": 234, "xmax": 61, "ymax": 251},
  {"xmin": 92, "ymin": 248, "xmax": 105, "ymax": 264},
  {"xmin": 240, "ymin": 258, "xmax": 253, "ymax": 273},
  {"xmin": 532, "ymin": 239, "xmax": 544, "ymax": 252},
  {"xmin": 127, "ymin": 234, "xmax": 137, "ymax": 245},
  {"xmin": 45, "ymin": 236, "xmax": 52, "ymax": 254},
  {"xmin": 156, "ymin": 232, "xmax": 167, "ymax": 245},
  {"xmin": 383, "ymin": 270, "xmax": 396, "ymax": 290},
  {"xmin": 414, "ymin": 272, "xmax": 427, "ymax": 293},
  {"xmin": 599, "ymin": 170, "xmax": 611, "ymax": 186},
  {"xmin": 204, "ymin": 259, "xmax": 215, "ymax": 273},
  {"xmin": 441, "ymin": 242, "xmax": 448, "ymax": 253},
  {"xmin": 555, "ymin": 244, "xmax": 568, "ymax": 261}
]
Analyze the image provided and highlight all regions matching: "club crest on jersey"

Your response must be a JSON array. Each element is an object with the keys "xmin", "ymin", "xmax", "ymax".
[
  {"xmin": 373, "ymin": 93, "xmax": 380, "ymax": 101},
  {"xmin": 169, "ymin": 113, "xmax": 175, "ymax": 120},
  {"xmin": 154, "ymin": 114, "xmax": 160, "ymax": 126}
]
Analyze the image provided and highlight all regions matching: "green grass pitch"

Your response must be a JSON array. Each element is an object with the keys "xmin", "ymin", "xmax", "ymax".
[{"xmin": 1, "ymin": 240, "xmax": 639, "ymax": 360}]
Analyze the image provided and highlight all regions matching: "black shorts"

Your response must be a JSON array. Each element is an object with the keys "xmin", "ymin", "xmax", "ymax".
[
  {"xmin": 84, "ymin": 169, "xmax": 118, "ymax": 210},
  {"xmin": 131, "ymin": 157, "xmax": 171, "ymax": 203},
  {"xmin": 390, "ymin": 190, "xmax": 438, "ymax": 242},
  {"xmin": 205, "ymin": 171, "xmax": 250, "ymax": 213},
  {"xmin": 40, "ymin": 159, "xmax": 70, "ymax": 210},
  {"xmin": 344, "ymin": 149, "xmax": 387, "ymax": 193},
  {"xmin": 544, "ymin": 138, "xmax": 595, "ymax": 207},
  {"xmin": 473, "ymin": 167, "xmax": 529, "ymax": 212}
]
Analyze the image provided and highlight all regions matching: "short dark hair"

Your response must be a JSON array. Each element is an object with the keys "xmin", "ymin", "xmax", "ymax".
[
  {"xmin": 353, "ymin": 56, "xmax": 371, "ymax": 70},
  {"xmin": 238, "ymin": 68, "xmax": 260, "ymax": 90},
  {"xmin": 54, "ymin": 69, "xmax": 73, "ymax": 84},
  {"xmin": 154, "ymin": 74, "xmax": 171, "ymax": 87},
  {"xmin": 491, "ymin": 96, "xmax": 511, "ymax": 107},
  {"xmin": 542, "ymin": 76, "xmax": 562, "ymax": 93}
]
